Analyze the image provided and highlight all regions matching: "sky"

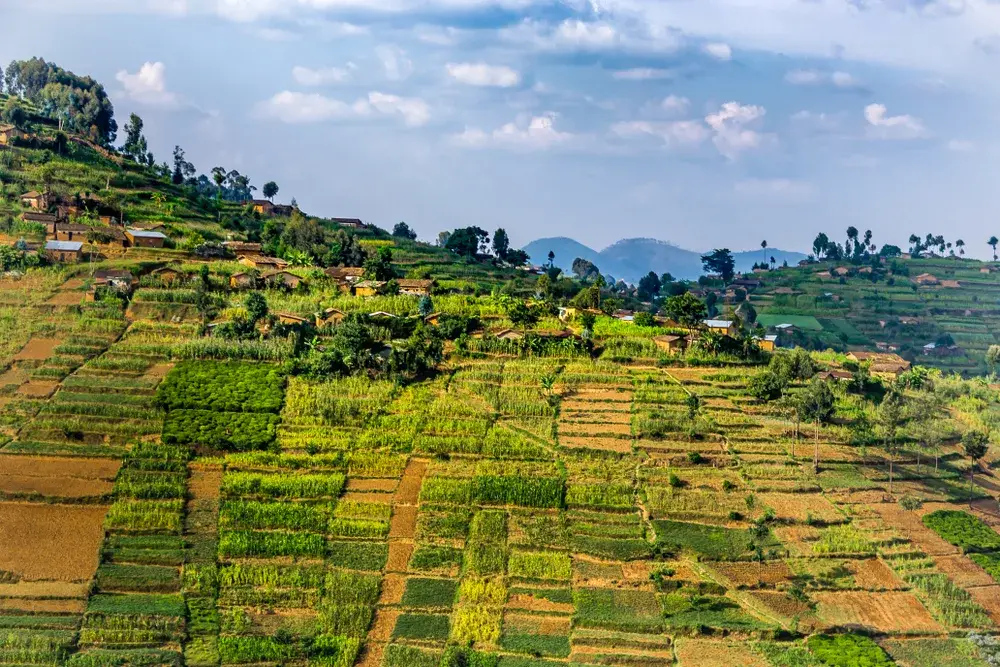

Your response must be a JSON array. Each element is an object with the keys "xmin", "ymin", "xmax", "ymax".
[{"xmin": 1, "ymin": 0, "xmax": 999, "ymax": 257}]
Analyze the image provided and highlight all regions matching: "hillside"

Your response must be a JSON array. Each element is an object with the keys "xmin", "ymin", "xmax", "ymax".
[
  {"xmin": 750, "ymin": 255, "xmax": 1000, "ymax": 374},
  {"xmin": 523, "ymin": 236, "xmax": 806, "ymax": 282}
]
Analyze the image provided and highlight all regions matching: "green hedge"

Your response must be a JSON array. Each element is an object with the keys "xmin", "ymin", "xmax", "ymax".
[
  {"xmin": 155, "ymin": 361, "xmax": 285, "ymax": 413},
  {"xmin": 162, "ymin": 410, "xmax": 279, "ymax": 451}
]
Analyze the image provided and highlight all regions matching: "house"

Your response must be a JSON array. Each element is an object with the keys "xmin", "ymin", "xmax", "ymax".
[
  {"xmin": 923, "ymin": 343, "xmax": 962, "ymax": 357},
  {"xmin": 331, "ymin": 217, "xmax": 363, "ymax": 229},
  {"xmin": 248, "ymin": 200, "xmax": 275, "ymax": 216},
  {"xmin": 87, "ymin": 226, "xmax": 128, "ymax": 247},
  {"xmin": 239, "ymin": 255, "xmax": 289, "ymax": 271},
  {"xmin": 558, "ymin": 307, "xmax": 578, "ymax": 322},
  {"xmin": 833, "ymin": 266, "xmax": 850, "ymax": 276},
  {"xmin": 0, "ymin": 124, "xmax": 23, "ymax": 145},
  {"xmin": 316, "ymin": 308, "xmax": 346, "ymax": 327},
  {"xmin": 22, "ymin": 212, "xmax": 59, "ymax": 233},
  {"xmin": 914, "ymin": 273, "xmax": 939, "ymax": 286},
  {"xmin": 55, "ymin": 203, "xmax": 79, "ymax": 220},
  {"xmin": 21, "ymin": 191, "xmax": 49, "ymax": 210},
  {"xmin": 222, "ymin": 241, "xmax": 262, "ymax": 254},
  {"xmin": 940, "ymin": 279, "xmax": 961, "ymax": 288},
  {"xmin": 612, "ymin": 310, "xmax": 635, "ymax": 322},
  {"xmin": 703, "ymin": 319, "xmax": 737, "ymax": 337},
  {"xmin": 858, "ymin": 266, "xmax": 873, "ymax": 274},
  {"xmin": 653, "ymin": 334, "xmax": 688, "ymax": 354},
  {"xmin": 732, "ymin": 278, "xmax": 763, "ymax": 290},
  {"xmin": 229, "ymin": 272, "xmax": 258, "ymax": 289},
  {"xmin": 353, "ymin": 280, "xmax": 385, "ymax": 297},
  {"xmin": 326, "ymin": 266, "xmax": 365, "ymax": 282},
  {"xmin": 151, "ymin": 266, "xmax": 185, "ymax": 283},
  {"xmin": 44, "ymin": 240, "xmax": 82, "ymax": 263},
  {"xmin": 369, "ymin": 311, "xmax": 398, "ymax": 319},
  {"xmin": 397, "ymin": 279, "xmax": 435, "ymax": 296},
  {"xmin": 815, "ymin": 271, "xmax": 833, "ymax": 279},
  {"xmin": 775, "ymin": 323, "xmax": 796, "ymax": 332},
  {"xmin": 756, "ymin": 334, "xmax": 779, "ymax": 352},
  {"xmin": 263, "ymin": 270, "xmax": 303, "ymax": 289},
  {"xmin": 494, "ymin": 329, "xmax": 524, "ymax": 340},
  {"xmin": 875, "ymin": 341, "xmax": 899, "ymax": 352},
  {"xmin": 424, "ymin": 312, "xmax": 442, "ymax": 326},
  {"xmin": 275, "ymin": 312, "xmax": 310, "ymax": 326},
  {"xmin": 125, "ymin": 228, "xmax": 167, "ymax": 248},
  {"xmin": 93, "ymin": 269, "xmax": 135, "ymax": 290},
  {"xmin": 847, "ymin": 351, "xmax": 911, "ymax": 376},
  {"xmin": 131, "ymin": 222, "xmax": 167, "ymax": 233},
  {"xmin": 54, "ymin": 224, "xmax": 93, "ymax": 243},
  {"xmin": 815, "ymin": 370, "xmax": 853, "ymax": 381},
  {"xmin": 981, "ymin": 267, "xmax": 995, "ymax": 274}
]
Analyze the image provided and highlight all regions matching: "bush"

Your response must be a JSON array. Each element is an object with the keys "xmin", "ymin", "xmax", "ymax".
[
  {"xmin": 162, "ymin": 410, "xmax": 279, "ymax": 451},
  {"xmin": 155, "ymin": 361, "xmax": 285, "ymax": 412},
  {"xmin": 806, "ymin": 634, "xmax": 893, "ymax": 666},
  {"xmin": 923, "ymin": 510, "xmax": 1000, "ymax": 553}
]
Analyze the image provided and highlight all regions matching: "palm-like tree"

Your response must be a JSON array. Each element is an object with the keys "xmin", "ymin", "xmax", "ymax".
[
  {"xmin": 989, "ymin": 236, "xmax": 999, "ymax": 261},
  {"xmin": 956, "ymin": 239, "xmax": 966, "ymax": 256},
  {"xmin": 761, "ymin": 239, "xmax": 768, "ymax": 267}
]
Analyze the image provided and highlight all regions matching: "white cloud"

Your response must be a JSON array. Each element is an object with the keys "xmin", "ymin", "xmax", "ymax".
[
  {"xmin": 611, "ymin": 120, "xmax": 709, "ymax": 147},
  {"xmin": 830, "ymin": 71, "xmax": 860, "ymax": 88},
  {"xmin": 115, "ymin": 62, "xmax": 177, "ymax": 107},
  {"xmin": 704, "ymin": 101, "xmax": 766, "ymax": 160},
  {"xmin": 661, "ymin": 95, "xmax": 690, "ymax": 114},
  {"xmin": 292, "ymin": 64, "xmax": 356, "ymax": 85},
  {"xmin": 735, "ymin": 178, "xmax": 814, "ymax": 201},
  {"xmin": 454, "ymin": 112, "xmax": 572, "ymax": 150},
  {"xmin": 612, "ymin": 68, "xmax": 676, "ymax": 81},
  {"xmin": 703, "ymin": 42, "xmax": 732, "ymax": 60},
  {"xmin": 375, "ymin": 45, "xmax": 413, "ymax": 81},
  {"xmin": 947, "ymin": 139, "xmax": 975, "ymax": 151},
  {"xmin": 446, "ymin": 62, "xmax": 521, "ymax": 87},
  {"xmin": 500, "ymin": 17, "xmax": 682, "ymax": 53},
  {"xmin": 864, "ymin": 103, "xmax": 925, "ymax": 139},
  {"xmin": 257, "ymin": 90, "xmax": 430, "ymax": 126},
  {"xmin": 786, "ymin": 69, "xmax": 862, "ymax": 88}
]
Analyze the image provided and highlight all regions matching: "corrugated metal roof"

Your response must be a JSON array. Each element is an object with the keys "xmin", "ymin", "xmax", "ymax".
[
  {"xmin": 45, "ymin": 240, "xmax": 83, "ymax": 251},
  {"xmin": 126, "ymin": 228, "xmax": 167, "ymax": 239},
  {"xmin": 703, "ymin": 319, "xmax": 733, "ymax": 328}
]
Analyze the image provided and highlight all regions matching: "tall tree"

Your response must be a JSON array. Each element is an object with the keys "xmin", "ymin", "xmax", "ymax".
[
  {"xmin": 212, "ymin": 167, "xmax": 226, "ymax": 199},
  {"xmin": 637, "ymin": 271, "xmax": 661, "ymax": 301},
  {"xmin": 171, "ymin": 146, "xmax": 195, "ymax": 185},
  {"xmin": 876, "ymin": 388, "xmax": 905, "ymax": 494},
  {"xmin": 760, "ymin": 239, "xmax": 767, "ymax": 266},
  {"xmin": 664, "ymin": 292, "xmax": 707, "ymax": 327},
  {"xmin": 956, "ymin": 239, "xmax": 965, "ymax": 256},
  {"xmin": 392, "ymin": 222, "xmax": 417, "ymax": 240},
  {"xmin": 262, "ymin": 181, "xmax": 279, "ymax": 202},
  {"xmin": 813, "ymin": 233, "xmax": 829, "ymax": 260},
  {"xmin": 120, "ymin": 113, "xmax": 149, "ymax": 165},
  {"xmin": 364, "ymin": 246, "xmax": 395, "ymax": 281},
  {"xmin": 445, "ymin": 227, "xmax": 489, "ymax": 258},
  {"xmin": 989, "ymin": 236, "xmax": 999, "ymax": 261},
  {"xmin": 798, "ymin": 378, "xmax": 835, "ymax": 472},
  {"xmin": 492, "ymin": 228, "xmax": 510, "ymax": 261},
  {"xmin": 701, "ymin": 249, "xmax": 736, "ymax": 283},
  {"xmin": 846, "ymin": 226, "xmax": 859, "ymax": 257},
  {"xmin": 963, "ymin": 430, "xmax": 990, "ymax": 499}
]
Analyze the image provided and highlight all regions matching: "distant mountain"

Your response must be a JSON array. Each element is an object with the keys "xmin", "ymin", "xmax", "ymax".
[{"xmin": 522, "ymin": 237, "xmax": 808, "ymax": 282}]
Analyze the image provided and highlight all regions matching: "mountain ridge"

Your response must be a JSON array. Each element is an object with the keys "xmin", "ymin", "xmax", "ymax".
[{"xmin": 522, "ymin": 236, "xmax": 808, "ymax": 282}]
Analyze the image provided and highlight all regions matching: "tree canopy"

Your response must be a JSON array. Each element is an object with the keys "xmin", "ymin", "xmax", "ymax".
[{"xmin": 700, "ymin": 249, "xmax": 735, "ymax": 283}]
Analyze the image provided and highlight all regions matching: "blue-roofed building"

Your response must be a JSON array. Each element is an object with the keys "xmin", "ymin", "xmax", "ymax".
[
  {"xmin": 44, "ymin": 240, "xmax": 83, "ymax": 262},
  {"xmin": 702, "ymin": 319, "xmax": 737, "ymax": 336}
]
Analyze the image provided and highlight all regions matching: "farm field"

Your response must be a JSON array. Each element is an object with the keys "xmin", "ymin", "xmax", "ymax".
[{"xmin": 5, "ymin": 262, "xmax": 1000, "ymax": 667}]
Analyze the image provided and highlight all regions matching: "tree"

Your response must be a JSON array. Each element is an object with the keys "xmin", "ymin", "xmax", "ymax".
[
  {"xmin": 263, "ymin": 181, "xmax": 279, "ymax": 202},
  {"xmin": 323, "ymin": 229, "xmax": 367, "ymax": 268},
  {"xmin": 364, "ymin": 247, "xmax": 395, "ymax": 281},
  {"xmin": 120, "ymin": 113, "xmax": 149, "ymax": 165},
  {"xmin": 171, "ymin": 146, "xmax": 195, "ymax": 185},
  {"xmin": 701, "ymin": 249, "xmax": 736, "ymax": 283},
  {"xmin": 505, "ymin": 248, "xmax": 529, "ymax": 267},
  {"xmin": 392, "ymin": 222, "xmax": 417, "ymax": 240},
  {"xmin": 663, "ymin": 292, "xmax": 706, "ymax": 327},
  {"xmin": 813, "ymin": 233, "xmax": 829, "ymax": 260},
  {"xmin": 446, "ymin": 227, "xmax": 489, "ymax": 258},
  {"xmin": 418, "ymin": 294, "xmax": 434, "ymax": 317},
  {"xmin": 637, "ymin": 271, "xmax": 661, "ymax": 301},
  {"xmin": 964, "ymin": 430, "xmax": 991, "ymax": 497},
  {"xmin": 492, "ymin": 228, "xmax": 510, "ymax": 261},
  {"xmin": 876, "ymin": 388, "xmax": 905, "ymax": 494},
  {"xmin": 571, "ymin": 258, "xmax": 600, "ymax": 281},
  {"xmin": 2, "ymin": 97, "xmax": 28, "ymax": 129},
  {"xmin": 798, "ymin": 378, "xmax": 836, "ymax": 472},
  {"xmin": 760, "ymin": 239, "xmax": 767, "ymax": 266},
  {"xmin": 579, "ymin": 311, "xmax": 597, "ymax": 337},
  {"xmin": 989, "ymin": 236, "xmax": 999, "ymax": 261},
  {"xmin": 956, "ymin": 239, "xmax": 965, "ymax": 256},
  {"xmin": 507, "ymin": 301, "xmax": 538, "ymax": 332},
  {"xmin": 747, "ymin": 370, "xmax": 784, "ymax": 402},
  {"xmin": 846, "ymin": 226, "xmax": 859, "ymax": 257},
  {"xmin": 987, "ymin": 345, "xmax": 1000, "ymax": 376},
  {"xmin": 212, "ymin": 167, "xmax": 227, "ymax": 198}
]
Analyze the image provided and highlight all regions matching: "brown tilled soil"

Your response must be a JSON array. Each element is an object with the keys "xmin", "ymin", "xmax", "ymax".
[
  {"xmin": 187, "ymin": 467, "xmax": 222, "ymax": 501},
  {"xmin": 0, "ymin": 580, "xmax": 89, "ymax": 598},
  {"xmin": 759, "ymin": 492, "xmax": 844, "ymax": 524},
  {"xmin": 506, "ymin": 593, "xmax": 574, "ymax": 614},
  {"xmin": 0, "ymin": 367, "xmax": 27, "ymax": 388},
  {"xmin": 674, "ymin": 638, "xmax": 769, "ymax": 667},
  {"xmin": 378, "ymin": 573, "xmax": 406, "ymax": 605},
  {"xmin": 559, "ymin": 422, "xmax": 633, "ymax": 436},
  {"xmin": 347, "ymin": 478, "xmax": 398, "ymax": 492},
  {"xmin": 0, "ymin": 456, "xmax": 119, "ymax": 498},
  {"xmin": 966, "ymin": 585, "xmax": 1000, "ymax": 624},
  {"xmin": 504, "ymin": 613, "xmax": 572, "ymax": 635},
  {"xmin": 560, "ymin": 410, "xmax": 633, "ymax": 424},
  {"xmin": 869, "ymin": 504, "xmax": 958, "ymax": 556},
  {"xmin": 851, "ymin": 558, "xmax": 905, "ymax": 590},
  {"xmin": 0, "ymin": 502, "xmax": 108, "ymax": 581},
  {"xmin": 44, "ymin": 291, "xmax": 85, "ymax": 306},
  {"xmin": 707, "ymin": 560, "xmax": 793, "ymax": 588},
  {"xmin": 560, "ymin": 436, "xmax": 633, "ymax": 453},
  {"xmin": 387, "ymin": 542, "xmax": 414, "ymax": 573},
  {"xmin": 15, "ymin": 380, "xmax": 60, "ymax": 398},
  {"xmin": 932, "ymin": 554, "xmax": 994, "ymax": 588},
  {"xmin": 144, "ymin": 362, "xmax": 174, "ymax": 379},
  {"xmin": 58, "ymin": 278, "xmax": 85, "ymax": 290},
  {"xmin": 339, "ymin": 491, "xmax": 394, "ymax": 504},
  {"xmin": 0, "ymin": 598, "xmax": 86, "ymax": 613},
  {"xmin": 812, "ymin": 590, "xmax": 942, "ymax": 633},
  {"xmin": 357, "ymin": 643, "xmax": 385, "ymax": 667},
  {"xmin": 389, "ymin": 505, "xmax": 418, "ymax": 539},
  {"xmin": 368, "ymin": 609, "xmax": 400, "ymax": 641},
  {"xmin": 395, "ymin": 458, "xmax": 427, "ymax": 505},
  {"xmin": 13, "ymin": 338, "xmax": 60, "ymax": 361}
]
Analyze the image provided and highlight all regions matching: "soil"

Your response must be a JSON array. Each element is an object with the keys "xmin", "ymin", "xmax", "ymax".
[
  {"xmin": 759, "ymin": 493, "xmax": 844, "ymax": 524},
  {"xmin": 506, "ymin": 593, "xmax": 574, "ymax": 614},
  {"xmin": 558, "ymin": 422, "xmax": 633, "ymax": 436},
  {"xmin": 0, "ymin": 501, "xmax": 109, "ymax": 581},
  {"xmin": 144, "ymin": 362, "xmax": 174, "ymax": 379},
  {"xmin": 395, "ymin": 458, "xmax": 427, "ymax": 505},
  {"xmin": 560, "ymin": 436, "xmax": 633, "ymax": 453},
  {"xmin": 44, "ymin": 291, "xmax": 85, "ymax": 306},
  {"xmin": 15, "ymin": 380, "xmax": 60, "ymax": 398},
  {"xmin": 933, "ymin": 554, "xmax": 995, "ymax": 588},
  {"xmin": 708, "ymin": 560, "xmax": 793, "ymax": 588},
  {"xmin": 0, "ymin": 367, "xmax": 27, "ymax": 388},
  {"xmin": 0, "ymin": 581, "xmax": 90, "ymax": 598},
  {"xmin": 13, "ymin": 338, "xmax": 60, "ymax": 361},
  {"xmin": 368, "ymin": 609, "xmax": 400, "ymax": 641},
  {"xmin": 966, "ymin": 585, "xmax": 1000, "ymax": 624},
  {"xmin": 386, "ymin": 542, "xmax": 414, "ymax": 573},
  {"xmin": 357, "ymin": 643, "xmax": 385, "ymax": 667},
  {"xmin": 347, "ymin": 478, "xmax": 398, "ymax": 492},
  {"xmin": 812, "ymin": 590, "xmax": 942, "ymax": 633},
  {"xmin": 389, "ymin": 505, "xmax": 417, "ymax": 539},
  {"xmin": 58, "ymin": 278, "xmax": 85, "ymax": 290},
  {"xmin": 378, "ymin": 573, "xmax": 406, "ymax": 605},
  {"xmin": 0, "ymin": 598, "xmax": 86, "ymax": 613},
  {"xmin": 674, "ymin": 639, "xmax": 770, "ymax": 667},
  {"xmin": 869, "ymin": 504, "xmax": 958, "ymax": 556},
  {"xmin": 0, "ymin": 456, "xmax": 119, "ymax": 498},
  {"xmin": 851, "ymin": 558, "xmax": 905, "ymax": 590},
  {"xmin": 187, "ymin": 467, "xmax": 222, "ymax": 501},
  {"xmin": 561, "ymin": 410, "xmax": 633, "ymax": 424}
]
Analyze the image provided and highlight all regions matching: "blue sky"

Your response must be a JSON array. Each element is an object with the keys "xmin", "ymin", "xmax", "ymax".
[{"xmin": 2, "ymin": 0, "xmax": 999, "ymax": 257}]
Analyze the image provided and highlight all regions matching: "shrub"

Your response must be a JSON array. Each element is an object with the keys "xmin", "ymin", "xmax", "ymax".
[
  {"xmin": 156, "ymin": 360, "xmax": 285, "ymax": 412},
  {"xmin": 923, "ymin": 510, "xmax": 1000, "ymax": 553},
  {"xmin": 162, "ymin": 410, "xmax": 279, "ymax": 451},
  {"xmin": 806, "ymin": 634, "xmax": 892, "ymax": 666}
]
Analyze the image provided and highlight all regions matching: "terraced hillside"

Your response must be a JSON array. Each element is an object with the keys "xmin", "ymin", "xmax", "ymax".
[
  {"xmin": 5, "ymin": 258, "xmax": 1000, "ymax": 666},
  {"xmin": 751, "ymin": 256, "xmax": 1000, "ymax": 375}
]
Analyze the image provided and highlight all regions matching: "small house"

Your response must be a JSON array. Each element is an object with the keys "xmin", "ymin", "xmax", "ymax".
[
  {"xmin": 940, "ymin": 279, "xmax": 961, "ymax": 288},
  {"xmin": 914, "ymin": 273, "xmax": 939, "ymax": 286},
  {"xmin": 732, "ymin": 278, "xmax": 763, "ymax": 290},
  {"xmin": 44, "ymin": 240, "xmax": 82, "ymax": 263},
  {"xmin": 558, "ymin": 307, "xmax": 578, "ymax": 322},
  {"xmin": 22, "ymin": 212, "xmax": 59, "ymax": 234},
  {"xmin": 424, "ymin": 312, "xmax": 442, "ymax": 326},
  {"xmin": 249, "ymin": 200, "xmax": 275, "ymax": 216},
  {"xmin": 239, "ymin": 255, "xmax": 289, "ymax": 271},
  {"xmin": 316, "ymin": 308, "xmax": 346, "ymax": 327},
  {"xmin": 899, "ymin": 317, "xmax": 920, "ymax": 325},
  {"xmin": 93, "ymin": 269, "xmax": 135, "ymax": 290},
  {"xmin": 815, "ymin": 370, "xmax": 853, "ymax": 381},
  {"xmin": 353, "ymin": 280, "xmax": 385, "ymax": 297},
  {"xmin": 222, "ymin": 241, "xmax": 262, "ymax": 254},
  {"xmin": 833, "ymin": 266, "xmax": 850, "ymax": 276},
  {"xmin": 125, "ymin": 228, "xmax": 167, "ymax": 248},
  {"xmin": 326, "ymin": 266, "xmax": 365, "ymax": 281},
  {"xmin": 54, "ymin": 224, "xmax": 93, "ymax": 243},
  {"xmin": 847, "ymin": 351, "xmax": 911, "ymax": 377},
  {"xmin": 152, "ymin": 266, "xmax": 185, "ymax": 283},
  {"xmin": 276, "ymin": 312, "xmax": 310, "ymax": 326},
  {"xmin": 21, "ymin": 191, "xmax": 50, "ymax": 210},
  {"xmin": 369, "ymin": 311, "xmax": 398, "ymax": 319},
  {"xmin": 653, "ymin": 334, "xmax": 688, "ymax": 354},
  {"xmin": 494, "ymin": 329, "xmax": 524, "ymax": 341},
  {"xmin": 229, "ymin": 272, "xmax": 257, "ymax": 289},
  {"xmin": 703, "ymin": 319, "xmax": 737, "ymax": 337},
  {"xmin": 263, "ymin": 270, "xmax": 302, "ymax": 289},
  {"xmin": 757, "ymin": 334, "xmax": 778, "ymax": 352},
  {"xmin": 0, "ymin": 124, "xmax": 23, "ymax": 145},
  {"xmin": 397, "ymin": 279, "xmax": 435, "ymax": 296},
  {"xmin": 858, "ymin": 266, "xmax": 873, "ymax": 274},
  {"xmin": 981, "ymin": 267, "xmax": 994, "ymax": 274},
  {"xmin": 815, "ymin": 271, "xmax": 833, "ymax": 279},
  {"xmin": 331, "ymin": 217, "xmax": 363, "ymax": 229}
]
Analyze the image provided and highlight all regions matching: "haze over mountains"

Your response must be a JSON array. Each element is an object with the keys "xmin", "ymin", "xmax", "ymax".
[{"xmin": 523, "ymin": 237, "xmax": 808, "ymax": 283}]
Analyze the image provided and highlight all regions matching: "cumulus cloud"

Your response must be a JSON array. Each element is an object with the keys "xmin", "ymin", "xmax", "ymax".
[
  {"xmin": 786, "ymin": 69, "xmax": 862, "ymax": 88},
  {"xmin": 115, "ymin": 62, "xmax": 177, "ymax": 107},
  {"xmin": 453, "ymin": 113, "xmax": 572, "ymax": 150},
  {"xmin": 705, "ymin": 102, "xmax": 767, "ymax": 160},
  {"xmin": 702, "ymin": 42, "xmax": 732, "ymax": 61},
  {"xmin": 864, "ymin": 103, "xmax": 925, "ymax": 139},
  {"xmin": 446, "ymin": 62, "xmax": 521, "ymax": 87},
  {"xmin": 611, "ymin": 120, "xmax": 709, "ymax": 147},
  {"xmin": 661, "ymin": 95, "xmax": 690, "ymax": 114},
  {"xmin": 612, "ymin": 68, "xmax": 676, "ymax": 81},
  {"xmin": 375, "ymin": 45, "xmax": 413, "ymax": 80},
  {"xmin": 257, "ymin": 90, "xmax": 430, "ymax": 126},
  {"xmin": 735, "ymin": 178, "xmax": 814, "ymax": 201},
  {"xmin": 500, "ymin": 17, "xmax": 682, "ymax": 54},
  {"xmin": 292, "ymin": 64, "xmax": 356, "ymax": 85}
]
